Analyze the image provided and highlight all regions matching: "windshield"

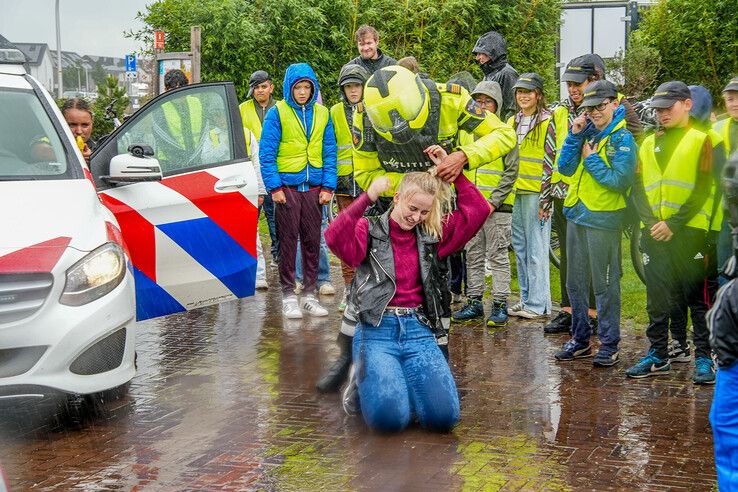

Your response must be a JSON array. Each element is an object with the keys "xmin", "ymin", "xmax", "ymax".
[{"xmin": 0, "ymin": 88, "xmax": 73, "ymax": 180}]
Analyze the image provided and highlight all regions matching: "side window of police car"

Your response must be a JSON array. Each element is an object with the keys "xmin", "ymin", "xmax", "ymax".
[{"xmin": 113, "ymin": 85, "xmax": 237, "ymax": 178}]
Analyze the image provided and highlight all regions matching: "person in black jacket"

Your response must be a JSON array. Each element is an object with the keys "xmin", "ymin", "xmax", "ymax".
[
  {"xmin": 472, "ymin": 31, "xmax": 519, "ymax": 119},
  {"xmin": 709, "ymin": 150, "xmax": 738, "ymax": 492},
  {"xmin": 347, "ymin": 25, "xmax": 398, "ymax": 75}
]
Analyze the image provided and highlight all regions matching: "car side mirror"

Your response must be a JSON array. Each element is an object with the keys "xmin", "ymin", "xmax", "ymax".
[{"xmin": 102, "ymin": 145, "xmax": 163, "ymax": 184}]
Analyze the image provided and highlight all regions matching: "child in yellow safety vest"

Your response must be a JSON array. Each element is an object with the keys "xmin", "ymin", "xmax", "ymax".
[{"xmin": 627, "ymin": 81, "xmax": 716, "ymax": 384}]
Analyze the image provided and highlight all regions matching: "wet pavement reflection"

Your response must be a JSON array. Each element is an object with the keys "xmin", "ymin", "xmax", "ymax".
[{"xmin": 0, "ymin": 270, "xmax": 716, "ymax": 490}]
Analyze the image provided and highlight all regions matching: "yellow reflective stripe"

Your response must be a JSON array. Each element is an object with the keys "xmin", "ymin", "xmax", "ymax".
[
  {"xmin": 518, "ymin": 173, "xmax": 542, "ymax": 181},
  {"xmin": 477, "ymin": 169, "xmax": 504, "ymax": 176},
  {"xmin": 644, "ymin": 179, "xmax": 695, "ymax": 192},
  {"xmin": 337, "ymin": 144, "xmax": 352, "ymax": 150},
  {"xmin": 519, "ymin": 156, "xmax": 545, "ymax": 164}
]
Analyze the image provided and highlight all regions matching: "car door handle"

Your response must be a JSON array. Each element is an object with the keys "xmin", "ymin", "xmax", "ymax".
[{"xmin": 214, "ymin": 175, "xmax": 247, "ymax": 191}]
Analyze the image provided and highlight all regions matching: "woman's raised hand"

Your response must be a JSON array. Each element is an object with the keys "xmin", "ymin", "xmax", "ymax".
[{"xmin": 367, "ymin": 176, "xmax": 392, "ymax": 202}]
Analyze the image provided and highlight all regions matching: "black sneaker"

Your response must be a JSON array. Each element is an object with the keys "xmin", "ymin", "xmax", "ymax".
[
  {"xmin": 452, "ymin": 298, "xmax": 484, "ymax": 322},
  {"xmin": 544, "ymin": 311, "xmax": 571, "ymax": 334},
  {"xmin": 593, "ymin": 350, "xmax": 620, "ymax": 367},
  {"xmin": 668, "ymin": 339, "xmax": 692, "ymax": 363},
  {"xmin": 554, "ymin": 339, "xmax": 592, "ymax": 361}
]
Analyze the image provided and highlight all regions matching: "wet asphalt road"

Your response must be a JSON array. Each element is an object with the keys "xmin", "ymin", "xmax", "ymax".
[{"xmin": 0, "ymin": 268, "xmax": 717, "ymax": 491}]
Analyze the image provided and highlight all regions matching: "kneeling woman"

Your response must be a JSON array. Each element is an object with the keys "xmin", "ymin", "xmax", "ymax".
[{"xmin": 325, "ymin": 152, "xmax": 490, "ymax": 433}]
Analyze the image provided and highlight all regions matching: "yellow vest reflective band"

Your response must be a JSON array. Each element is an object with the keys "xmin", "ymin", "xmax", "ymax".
[
  {"xmin": 639, "ymin": 128, "xmax": 710, "ymax": 230},
  {"xmin": 275, "ymin": 100, "xmax": 329, "ymax": 173},
  {"xmin": 162, "ymin": 96, "xmax": 203, "ymax": 148},
  {"xmin": 460, "ymin": 131, "xmax": 515, "ymax": 205},
  {"xmin": 509, "ymin": 114, "xmax": 550, "ymax": 193},
  {"xmin": 564, "ymin": 119, "xmax": 628, "ymax": 212},
  {"xmin": 330, "ymin": 102, "xmax": 353, "ymax": 177},
  {"xmin": 239, "ymin": 99, "xmax": 263, "ymax": 140}
]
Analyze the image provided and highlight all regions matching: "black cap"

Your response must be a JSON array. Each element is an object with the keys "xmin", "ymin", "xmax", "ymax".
[
  {"xmin": 650, "ymin": 81, "xmax": 692, "ymax": 108},
  {"xmin": 562, "ymin": 55, "xmax": 596, "ymax": 83},
  {"xmin": 513, "ymin": 73, "xmax": 543, "ymax": 92},
  {"xmin": 724, "ymin": 76, "xmax": 738, "ymax": 93},
  {"xmin": 581, "ymin": 80, "xmax": 618, "ymax": 107},
  {"xmin": 247, "ymin": 70, "xmax": 271, "ymax": 97}
]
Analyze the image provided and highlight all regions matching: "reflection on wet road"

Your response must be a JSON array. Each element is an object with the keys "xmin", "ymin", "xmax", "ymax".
[{"xmin": 0, "ymin": 275, "xmax": 716, "ymax": 490}]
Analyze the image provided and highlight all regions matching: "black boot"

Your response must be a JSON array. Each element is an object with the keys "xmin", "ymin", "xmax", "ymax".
[{"xmin": 316, "ymin": 332, "xmax": 353, "ymax": 393}]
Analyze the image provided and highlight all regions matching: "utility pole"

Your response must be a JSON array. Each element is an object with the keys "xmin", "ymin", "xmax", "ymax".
[
  {"xmin": 55, "ymin": 0, "xmax": 63, "ymax": 98},
  {"xmin": 190, "ymin": 26, "xmax": 201, "ymax": 83}
]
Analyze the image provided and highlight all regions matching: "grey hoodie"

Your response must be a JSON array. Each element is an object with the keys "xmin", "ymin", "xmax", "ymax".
[{"xmin": 470, "ymin": 80, "xmax": 519, "ymax": 210}]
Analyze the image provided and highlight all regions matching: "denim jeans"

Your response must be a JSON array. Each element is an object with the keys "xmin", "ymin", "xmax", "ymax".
[
  {"xmin": 566, "ymin": 222, "xmax": 621, "ymax": 355},
  {"xmin": 354, "ymin": 314, "xmax": 460, "ymax": 433},
  {"xmin": 261, "ymin": 193, "xmax": 279, "ymax": 262},
  {"xmin": 511, "ymin": 193, "xmax": 551, "ymax": 314},
  {"xmin": 296, "ymin": 205, "xmax": 330, "ymax": 285},
  {"xmin": 711, "ymin": 362, "xmax": 738, "ymax": 492}
]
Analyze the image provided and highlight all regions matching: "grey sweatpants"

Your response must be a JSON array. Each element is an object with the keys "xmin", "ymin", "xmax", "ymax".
[{"xmin": 465, "ymin": 212, "xmax": 512, "ymax": 300}]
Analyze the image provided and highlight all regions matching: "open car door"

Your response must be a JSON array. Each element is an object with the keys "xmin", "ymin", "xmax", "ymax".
[{"xmin": 89, "ymin": 82, "xmax": 258, "ymax": 320}]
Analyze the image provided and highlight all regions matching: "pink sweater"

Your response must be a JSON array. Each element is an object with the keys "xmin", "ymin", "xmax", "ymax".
[{"xmin": 325, "ymin": 174, "xmax": 490, "ymax": 307}]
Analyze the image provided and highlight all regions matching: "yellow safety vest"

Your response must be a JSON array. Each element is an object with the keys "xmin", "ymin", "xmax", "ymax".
[
  {"xmin": 708, "ymin": 126, "xmax": 726, "ymax": 231},
  {"xmin": 162, "ymin": 96, "xmax": 203, "ymax": 149},
  {"xmin": 239, "ymin": 99, "xmax": 263, "ymax": 140},
  {"xmin": 552, "ymin": 105, "xmax": 571, "ymax": 186},
  {"xmin": 564, "ymin": 119, "xmax": 628, "ymax": 212},
  {"xmin": 243, "ymin": 127, "xmax": 252, "ymax": 157},
  {"xmin": 275, "ymin": 100, "xmax": 329, "ymax": 173},
  {"xmin": 639, "ymin": 127, "xmax": 711, "ymax": 230},
  {"xmin": 330, "ymin": 102, "xmax": 353, "ymax": 177},
  {"xmin": 509, "ymin": 113, "xmax": 550, "ymax": 193},
  {"xmin": 461, "ymin": 131, "xmax": 515, "ymax": 205}
]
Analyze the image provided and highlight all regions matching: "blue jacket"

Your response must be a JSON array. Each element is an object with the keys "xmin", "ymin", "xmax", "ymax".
[
  {"xmin": 260, "ymin": 63, "xmax": 337, "ymax": 193},
  {"xmin": 558, "ymin": 105, "xmax": 637, "ymax": 230}
]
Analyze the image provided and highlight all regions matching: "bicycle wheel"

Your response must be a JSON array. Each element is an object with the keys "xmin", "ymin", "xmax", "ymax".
[
  {"xmin": 629, "ymin": 225, "xmax": 646, "ymax": 284},
  {"xmin": 549, "ymin": 214, "xmax": 561, "ymax": 269},
  {"xmin": 327, "ymin": 193, "xmax": 339, "ymax": 223}
]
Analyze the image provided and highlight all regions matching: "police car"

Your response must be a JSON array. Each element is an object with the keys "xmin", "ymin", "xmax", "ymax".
[{"xmin": 0, "ymin": 45, "xmax": 258, "ymax": 400}]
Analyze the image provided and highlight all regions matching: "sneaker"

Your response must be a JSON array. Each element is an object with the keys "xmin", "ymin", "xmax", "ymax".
[
  {"xmin": 544, "ymin": 311, "xmax": 571, "ymax": 334},
  {"xmin": 255, "ymin": 277, "xmax": 268, "ymax": 290},
  {"xmin": 282, "ymin": 296, "xmax": 303, "ymax": 319},
  {"xmin": 509, "ymin": 307, "xmax": 544, "ymax": 319},
  {"xmin": 301, "ymin": 295, "xmax": 329, "ymax": 316},
  {"xmin": 452, "ymin": 298, "xmax": 484, "ymax": 322},
  {"xmin": 487, "ymin": 300, "xmax": 509, "ymax": 327},
  {"xmin": 342, "ymin": 364, "xmax": 360, "ymax": 416},
  {"xmin": 693, "ymin": 356, "xmax": 716, "ymax": 385},
  {"xmin": 507, "ymin": 301, "xmax": 524, "ymax": 314},
  {"xmin": 294, "ymin": 281, "xmax": 303, "ymax": 295},
  {"xmin": 668, "ymin": 339, "xmax": 692, "ymax": 363},
  {"xmin": 593, "ymin": 350, "xmax": 620, "ymax": 367},
  {"xmin": 338, "ymin": 293, "xmax": 347, "ymax": 312},
  {"xmin": 554, "ymin": 339, "xmax": 593, "ymax": 361},
  {"xmin": 319, "ymin": 283, "xmax": 336, "ymax": 295},
  {"xmin": 625, "ymin": 350, "xmax": 671, "ymax": 378}
]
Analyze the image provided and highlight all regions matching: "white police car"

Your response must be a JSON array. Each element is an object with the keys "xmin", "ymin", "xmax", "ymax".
[{"xmin": 0, "ymin": 45, "xmax": 258, "ymax": 400}]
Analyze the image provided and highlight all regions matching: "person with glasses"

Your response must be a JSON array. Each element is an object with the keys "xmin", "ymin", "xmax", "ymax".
[{"xmin": 553, "ymin": 80, "xmax": 636, "ymax": 366}]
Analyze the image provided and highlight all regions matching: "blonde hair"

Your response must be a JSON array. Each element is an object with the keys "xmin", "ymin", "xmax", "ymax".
[{"xmin": 395, "ymin": 170, "xmax": 453, "ymax": 238}]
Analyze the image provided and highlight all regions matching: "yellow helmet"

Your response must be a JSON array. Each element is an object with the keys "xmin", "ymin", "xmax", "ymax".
[{"xmin": 363, "ymin": 65, "xmax": 430, "ymax": 144}]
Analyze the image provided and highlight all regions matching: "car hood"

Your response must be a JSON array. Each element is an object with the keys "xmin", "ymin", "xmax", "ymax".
[{"xmin": 0, "ymin": 180, "xmax": 109, "ymax": 270}]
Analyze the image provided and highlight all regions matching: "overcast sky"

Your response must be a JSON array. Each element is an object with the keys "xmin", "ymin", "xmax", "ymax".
[{"xmin": 2, "ymin": 0, "xmax": 152, "ymax": 58}]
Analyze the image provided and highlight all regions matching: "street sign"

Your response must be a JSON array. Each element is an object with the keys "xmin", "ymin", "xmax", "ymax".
[
  {"xmin": 155, "ymin": 31, "xmax": 165, "ymax": 50},
  {"xmin": 125, "ymin": 54, "xmax": 137, "ymax": 73},
  {"xmin": 125, "ymin": 71, "xmax": 138, "ymax": 80}
]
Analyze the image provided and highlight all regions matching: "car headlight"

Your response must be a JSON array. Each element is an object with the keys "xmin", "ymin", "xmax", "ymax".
[{"xmin": 60, "ymin": 242, "xmax": 127, "ymax": 306}]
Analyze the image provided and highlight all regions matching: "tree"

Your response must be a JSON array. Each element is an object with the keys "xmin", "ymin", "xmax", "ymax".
[
  {"xmin": 128, "ymin": 0, "xmax": 562, "ymax": 104},
  {"xmin": 91, "ymin": 76, "xmax": 129, "ymax": 140},
  {"xmin": 607, "ymin": 32, "xmax": 662, "ymax": 100},
  {"xmin": 637, "ymin": 0, "xmax": 738, "ymax": 106}
]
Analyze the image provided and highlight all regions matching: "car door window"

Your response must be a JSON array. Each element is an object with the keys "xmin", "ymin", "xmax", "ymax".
[{"xmin": 116, "ymin": 86, "xmax": 235, "ymax": 176}]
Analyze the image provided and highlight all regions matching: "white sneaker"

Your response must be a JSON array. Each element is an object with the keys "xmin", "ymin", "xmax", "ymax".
[
  {"xmin": 301, "ymin": 295, "xmax": 328, "ymax": 316},
  {"xmin": 255, "ymin": 277, "xmax": 268, "ymax": 290},
  {"xmin": 507, "ymin": 301, "xmax": 524, "ymax": 315},
  {"xmin": 282, "ymin": 297, "xmax": 303, "ymax": 319},
  {"xmin": 319, "ymin": 283, "xmax": 336, "ymax": 295},
  {"xmin": 294, "ymin": 281, "xmax": 303, "ymax": 295}
]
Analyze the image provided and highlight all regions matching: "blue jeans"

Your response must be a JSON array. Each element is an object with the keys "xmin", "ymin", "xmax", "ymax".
[
  {"xmin": 711, "ymin": 363, "xmax": 738, "ymax": 491},
  {"xmin": 354, "ymin": 314, "xmax": 460, "ymax": 433},
  {"xmin": 511, "ymin": 193, "xmax": 551, "ymax": 314},
  {"xmin": 261, "ymin": 194, "xmax": 279, "ymax": 261},
  {"xmin": 296, "ymin": 205, "xmax": 330, "ymax": 285},
  {"xmin": 566, "ymin": 222, "xmax": 621, "ymax": 354}
]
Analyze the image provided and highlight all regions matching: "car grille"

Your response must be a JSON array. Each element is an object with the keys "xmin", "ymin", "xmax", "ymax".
[
  {"xmin": 0, "ymin": 273, "xmax": 54, "ymax": 324},
  {"xmin": 70, "ymin": 328, "xmax": 127, "ymax": 375}
]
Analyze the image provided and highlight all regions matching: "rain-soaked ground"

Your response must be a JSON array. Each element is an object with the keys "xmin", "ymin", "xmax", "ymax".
[{"xmin": 0, "ymin": 269, "xmax": 717, "ymax": 491}]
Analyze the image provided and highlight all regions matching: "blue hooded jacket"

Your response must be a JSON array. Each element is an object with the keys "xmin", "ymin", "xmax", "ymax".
[
  {"xmin": 558, "ymin": 104, "xmax": 637, "ymax": 230},
  {"xmin": 259, "ymin": 63, "xmax": 338, "ymax": 193}
]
